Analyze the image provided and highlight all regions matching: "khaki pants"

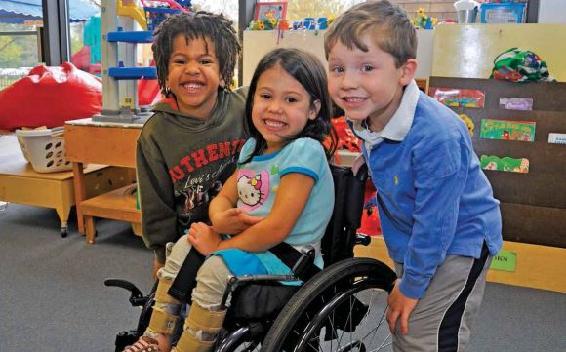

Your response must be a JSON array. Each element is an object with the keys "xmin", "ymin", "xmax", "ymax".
[
  {"xmin": 392, "ymin": 250, "xmax": 492, "ymax": 352},
  {"xmin": 158, "ymin": 234, "xmax": 232, "ymax": 308}
]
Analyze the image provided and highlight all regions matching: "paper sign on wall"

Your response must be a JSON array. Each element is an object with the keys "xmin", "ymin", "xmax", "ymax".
[
  {"xmin": 480, "ymin": 155, "xmax": 529, "ymax": 174},
  {"xmin": 548, "ymin": 133, "xmax": 566, "ymax": 145},
  {"xmin": 490, "ymin": 250, "xmax": 517, "ymax": 272},
  {"xmin": 499, "ymin": 97, "xmax": 533, "ymax": 111},
  {"xmin": 429, "ymin": 88, "xmax": 485, "ymax": 108},
  {"xmin": 480, "ymin": 119, "xmax": 536, "ymax": 142}
]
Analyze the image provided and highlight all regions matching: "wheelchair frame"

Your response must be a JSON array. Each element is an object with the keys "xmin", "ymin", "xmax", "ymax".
[{"xmin": 105, "ymin": 164, "xmax": 397, "ymax": 352}]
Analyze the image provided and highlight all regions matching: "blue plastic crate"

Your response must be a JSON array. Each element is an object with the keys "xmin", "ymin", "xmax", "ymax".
[
  {"xmin": 144, "ymin": 7, "xmax": 182, "ymax": 31},
  {"xmin": 480, "ymin": 3, "xmax": 527, "ymax": 23}
]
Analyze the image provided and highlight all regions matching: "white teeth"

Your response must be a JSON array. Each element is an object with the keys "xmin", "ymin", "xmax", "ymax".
[
  {"xmin": 183, "ymin": 83, "xmax": 202, "ymax": 90},
  {"xmin": 265, "ymin": 120, "xmax": 284, "ymax": 127},
  {"xmin": 344, "ymin": 97, "xmax": 365, "ymax": 102}
]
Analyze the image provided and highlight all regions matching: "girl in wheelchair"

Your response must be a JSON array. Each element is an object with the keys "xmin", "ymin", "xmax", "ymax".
[{"xmin": 124, "ymin": 47, "xmax": 337, "ymax": 352}]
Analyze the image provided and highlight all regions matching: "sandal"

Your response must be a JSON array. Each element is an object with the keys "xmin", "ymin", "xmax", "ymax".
[{"xmin": 123, "ymin": 335, "xmax": 161, "ymax": 352}]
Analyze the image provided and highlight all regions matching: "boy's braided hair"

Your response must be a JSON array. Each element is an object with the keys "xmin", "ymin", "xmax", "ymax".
[
  {"xmin": 151, "ymin": 12, "xmax": 241, "ymax": 95},
  {"xmin": 324, "ymin": 0, "xmax": 416, "ymax": 67}
]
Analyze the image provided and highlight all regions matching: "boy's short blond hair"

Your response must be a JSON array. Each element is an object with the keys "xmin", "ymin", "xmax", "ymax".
[{"xmin": 324, "ymin": 0, "xmax": 417, "ymax": 67}]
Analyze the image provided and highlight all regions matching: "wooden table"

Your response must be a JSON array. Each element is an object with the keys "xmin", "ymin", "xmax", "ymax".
[
  {"xmin": 0, "ymin": 135, "xmax": 129, "ymax": 236},
  {"xmin": 64, "ymin": 118, "xmax": 141, "ymax": 243}
]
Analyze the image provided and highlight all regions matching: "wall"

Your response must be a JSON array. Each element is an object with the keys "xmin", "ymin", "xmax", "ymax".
[
  {"xmin": 538, "ymin": 0, "xmax": 566, "ymax": 23},
  {"xmin": 431, "ymin": 23, "xmax": 566, "ymax": 81},
  {"xmin": 242, "ymin": 29, "xmax": 434, "ymax": 86}
]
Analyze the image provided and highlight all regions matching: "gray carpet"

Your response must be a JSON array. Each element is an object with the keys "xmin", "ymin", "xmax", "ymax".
[{"xmin": 1, "ymin": 204, "xmax": 565, "ymax": 351}]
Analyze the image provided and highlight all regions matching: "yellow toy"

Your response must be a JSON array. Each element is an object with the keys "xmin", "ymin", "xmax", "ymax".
[
  {"xmin": 458, "ymin": 113, "xmax": 475, "ymax": 136},
  {"xmin": 117, "ymin": 0, "xmax": 148, "ymax": 30}
]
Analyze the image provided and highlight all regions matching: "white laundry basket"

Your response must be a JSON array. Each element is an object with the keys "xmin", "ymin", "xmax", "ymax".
[{"xmin": 15, "ymin": 127, "xmax": 73, "ymax": 173}]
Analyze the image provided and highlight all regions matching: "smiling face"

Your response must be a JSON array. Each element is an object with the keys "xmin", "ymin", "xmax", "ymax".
[
  {"xmin": 166, "ymin": 34, "xmax": 222, "ymax": 119},
  {"xmin": 327, "ymin": 33, "xmax": 414, "ymax": 131},
  {"xmin": 251, "ymin": 64, "xmax": 320, "ymax": 154}
]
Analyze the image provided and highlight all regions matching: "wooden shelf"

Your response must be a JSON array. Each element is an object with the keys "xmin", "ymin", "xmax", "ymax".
[
  {"xmin": 80, "ymin": 184, "xmax": 141, "ymax": 243},
  {"xmin": 81, "ymin": 184, "xmax": 140, "ymax": 222},
  {"xmin": 64, "ymin": 119, "xmax": 142, "ymax": 242}
]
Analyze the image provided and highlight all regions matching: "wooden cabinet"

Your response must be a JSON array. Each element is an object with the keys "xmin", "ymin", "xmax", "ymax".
[{"xmin": 64, "ymin": 118, "xmax": 141, "ymax": 243}]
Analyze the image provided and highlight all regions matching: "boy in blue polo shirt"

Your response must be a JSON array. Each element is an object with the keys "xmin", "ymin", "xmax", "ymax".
[{"xmin": 325, "ymin": 1, "xmax": 503, "ymax": 351}]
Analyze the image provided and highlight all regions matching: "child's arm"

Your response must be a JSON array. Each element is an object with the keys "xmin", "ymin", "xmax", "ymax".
[
  {"xmin": 208, "ymin": 173, "xmax": 264, "ymax": 235},
  {"xmin": 136, "ymin": 138, "xmax": 178, "ymax": 265},
  {"xmin": 386, "ymin": 280, "xmax": 418, "ymax": 334},
  {"xmin": 189, "ymin": 173, "xmax": 314, "ymax": 255}
]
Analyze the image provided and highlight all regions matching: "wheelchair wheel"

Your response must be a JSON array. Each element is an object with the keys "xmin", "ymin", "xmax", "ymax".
[
  {"xmin": 261, "ymin": 257, "xmax": 397, "ymax": 352},
  {"xmin": 215, "ymin": 328, "xmax": 263, "ymax": 351}
]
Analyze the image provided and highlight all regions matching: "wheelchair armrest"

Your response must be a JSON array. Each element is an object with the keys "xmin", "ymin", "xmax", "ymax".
[
  {"xmin": 355, "ymin": 233, "xmax": 372, "ymax": 246},
  {"xmin": 104, "ymin": 278, "xmax": 148, "ymax": 307},
  {"xmin": 221, "ymin": 274, "xmax": 299, "ymax": 308}
]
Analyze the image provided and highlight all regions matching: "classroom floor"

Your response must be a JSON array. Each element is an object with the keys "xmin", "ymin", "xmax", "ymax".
[{"xmin": 0, "ymin": 204, "xmax": 565, "ymax": 351}]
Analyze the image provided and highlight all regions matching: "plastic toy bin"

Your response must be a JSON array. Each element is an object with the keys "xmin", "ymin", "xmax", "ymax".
[{"xmin": 15, "ymin": 127, "xmax": 72, "ymax": 173}]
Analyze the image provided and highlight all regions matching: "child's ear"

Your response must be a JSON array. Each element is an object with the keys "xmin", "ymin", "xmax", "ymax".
[
  {"xmin": 309, "ymin": 99, "xmax": 321, "ymax": 120},
  {"xmin": 399, "ymin": 59, "xmax": 418, "ymax": 86},
  {"xmin": 220, "ymin": 79, "xmax": 226, "ymax": 88}
]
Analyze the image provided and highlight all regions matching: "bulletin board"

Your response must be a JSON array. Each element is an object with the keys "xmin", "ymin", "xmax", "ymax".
[{"xmin": 428, "ymin": 77, "xmax": 566, "ymax": 249}]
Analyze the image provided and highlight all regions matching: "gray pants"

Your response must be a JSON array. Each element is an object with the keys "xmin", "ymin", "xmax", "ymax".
[
  {"xmin": 158, "ymin": 234, "xmax": 232, "ymax": 308},
  {"xmin": 392, "ymin": 250, "xmax": 492, "ymax": 352}
]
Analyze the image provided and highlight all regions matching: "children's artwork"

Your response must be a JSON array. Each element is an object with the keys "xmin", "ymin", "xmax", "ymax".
[
  {"xmin": 254, "ymin": 2, "xmax": 287, "ymax": 21},
  {"xmin": 458, "ymin": 113, "xmax": 475, "ymax": 136},
  {"xmin": 480, "ymin": 155, "xmax": 529, "ymax": 174},
  {"xmin": 480, "ymin": 119, "xmax": 536, "ymax": 142},
  {"xmin": 499, "ymin": 97, "xmax": 533, "ymax": 111},
  {"xmin": 429, "ymin": 88, "xmax": 485, "ymax": 108},
  {"xmin": 547, "ymin": 133, "xmax": 566, "ymax": 145}
]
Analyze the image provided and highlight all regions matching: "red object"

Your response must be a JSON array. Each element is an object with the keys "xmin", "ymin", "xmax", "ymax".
[
  {"xmin": 70, "ymin": 46, "xmax": 91, "ymax": 71},
  {"xmin": 357, "ymin": 180, "xmax": 382, "ymax": 237},
  {"xmin": 138, "ymin": 78, "xmax": 161, "ymax": 106},
  {"xmin": 0, "ymin": 62, "xmax": 102, "ymax": 130},
  {"xmin": 332, "ymin": 117, "xmax": 361, "ymax": 152}
]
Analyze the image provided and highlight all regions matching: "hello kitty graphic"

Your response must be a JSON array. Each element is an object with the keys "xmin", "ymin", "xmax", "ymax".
[{"xmin": 237, "ymin": 170, "xmax": 269, "ymax": 211}]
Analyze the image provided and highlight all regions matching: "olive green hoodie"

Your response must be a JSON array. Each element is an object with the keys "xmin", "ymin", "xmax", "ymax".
[{"xmin": 137, "ymin": 87, "xmax": 248, "ymax": 262}]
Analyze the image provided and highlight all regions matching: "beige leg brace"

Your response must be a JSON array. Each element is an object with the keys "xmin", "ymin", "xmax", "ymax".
[
  {"xmin": 174, "ymin": 302, "xmax": 227, "ymax": 352},
  {"xmin": 147, "ymin": 279, "xmax": 181, "ymax": 335}
]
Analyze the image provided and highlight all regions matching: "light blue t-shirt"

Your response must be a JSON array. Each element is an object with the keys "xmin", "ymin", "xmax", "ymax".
[{"xmin": 215, "ymin": 137, "xmax": 334, "ymax": 277}]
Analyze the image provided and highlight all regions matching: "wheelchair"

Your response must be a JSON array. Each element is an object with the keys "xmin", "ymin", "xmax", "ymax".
[{"xmin": 105, "ymin": 164, "xmax": 397, "ymax": 352}]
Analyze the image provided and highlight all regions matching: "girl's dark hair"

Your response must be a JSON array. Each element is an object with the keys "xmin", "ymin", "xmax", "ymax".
[
  {"xmin": 244, "ymin": 48, "xmax": 337, "ymax": 161},
  {"xmin": 151, "ymin": 12, "xmax": 241, "ymax": 96}
]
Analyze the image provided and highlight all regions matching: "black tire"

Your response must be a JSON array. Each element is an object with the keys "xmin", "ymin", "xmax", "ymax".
[
  {"xmin": 262, "ymin": 257, "xmax": 397, "ymax": 352},
  {"xmin": 215, "ymin": 328, "xmax": 262, "ymax": 352}
]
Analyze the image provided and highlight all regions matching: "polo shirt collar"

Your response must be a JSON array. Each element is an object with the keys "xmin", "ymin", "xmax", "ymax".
[{"xmin": 348, "ymin": 79, "xmax": 420, "ymax": 149}]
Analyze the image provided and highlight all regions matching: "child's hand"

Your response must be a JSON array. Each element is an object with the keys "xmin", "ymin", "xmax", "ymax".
[
  {"xmin": 187, "ymin": 222, "xmax": 222, "ymax": 256},
  {"xmin": 211, "ymin": 208, "xmax": 264, "ymax": 234},
  {"xmin": 386, "ymin": 279, "xmax": 419, "ymax": 335}
]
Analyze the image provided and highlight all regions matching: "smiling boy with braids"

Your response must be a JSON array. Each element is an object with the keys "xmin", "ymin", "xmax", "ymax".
[{"xmin": 137, "ymin": 12, "xmax": 246, "ymax": 274}]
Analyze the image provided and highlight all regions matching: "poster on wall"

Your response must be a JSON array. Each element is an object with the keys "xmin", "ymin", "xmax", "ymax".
[
  {"xmin": 429, "ymin": 87, "xmax": 485, "ymax": 108},
  {"xmin": 480, "ymin": 155, "xmax": 529, "ymax": 174},
  {"xmin": 254, "ymin": 2, "xmax": 287, "ymax": 21},
  {"xmin": 480, "ymin": 119, "xmax": 536, "ymax": 142}
]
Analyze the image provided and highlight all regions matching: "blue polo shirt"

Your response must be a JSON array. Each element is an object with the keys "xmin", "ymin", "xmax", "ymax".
[{"xmin": 349, "ymin": 81, "xmax": 503, "ymax": 299}]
